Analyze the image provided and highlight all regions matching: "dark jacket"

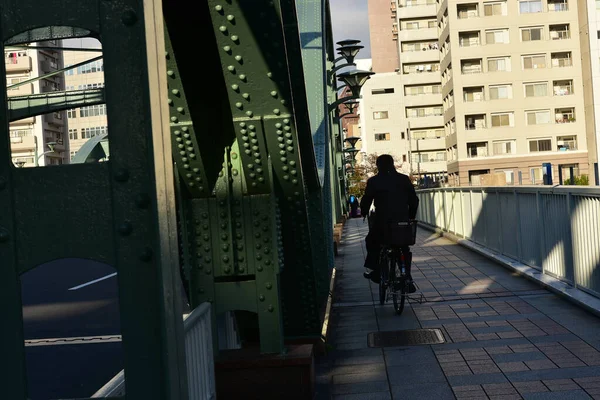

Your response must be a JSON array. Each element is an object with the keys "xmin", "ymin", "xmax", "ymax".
[{"xmin": 359, "ymin": 171, "xmax": 419, "ymax": 228}]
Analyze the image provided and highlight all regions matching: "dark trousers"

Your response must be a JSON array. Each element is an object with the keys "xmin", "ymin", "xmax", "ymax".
[{"xmin": 365, "ymin": 230, "xmax": 412, "ymax": 276}]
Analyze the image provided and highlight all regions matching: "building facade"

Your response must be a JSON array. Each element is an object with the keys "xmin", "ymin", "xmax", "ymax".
[
  {"xmin": 63, "ymin": 45, "xmax": 106, "ymax": 160},
  {"xmin": 7, "ymin": 42, "xmax": 68, "ymax": 167},
  {"xmin": 365, "ymin": 0, "xmax": 447, "ymax": 182},
  {"xmin": 439, "ymin": 0, "xmax": 589, "ymax": 185}
]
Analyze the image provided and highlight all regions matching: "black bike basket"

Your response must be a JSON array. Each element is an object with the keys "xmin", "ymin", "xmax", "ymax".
[{"xmin": 382, "ymin": 220, "xmax": 417, "ymax": 246}]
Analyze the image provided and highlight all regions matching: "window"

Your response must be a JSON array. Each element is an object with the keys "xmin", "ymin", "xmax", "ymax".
[
  {"xmin": 467, "ymin": 142, "xmax": 489, "ymax": 158},
  {"xmin": 64, "ymin": 64, "xmax": 74, "ymax": 76},
  {"xmin": 457, "ymin": 3, "xmax": 478, "ymax": 19},
  {"xmin": 486, "ymin": 29, "xmax": 509, "ymax": 44},
  {"xmin": 531, "ymin": 167, "xmax": 543, "ymax": 184},
  {"xmin": 529, "ymin": 138, "xmax": 552, "ymax": 152},
  {"xmin": 526, "ymin": 109, "xmax": 551, "ymax": 125},
  {"xmin": 411, "ymin": 128, "xmax": 445, "ymax": 139},
  {"xmin": 403, "ymin": 63, "xmax": 439, "ymax": 74},
  {"xmin": 465, "ymin": 114, "xmax": 486, "ymax": 130},
  {"xmin": 523, "ymin": 54, "xmax": 546, "ymax": 69},
  {"xmin": 491, "ymin": 112, "xmax": 513, "ymax": 127},
  {"xmin": 373, "ymin": 111, "xmax": 389, "ymax": 119},
  {"xmin": 553, "ymin": 80, "xmax": 573, "ymax": 95},
  {"xmin": 488, "ymin": 57, "xmax": 510, "ymax": 72},
  {"xmin": 402, "ymin": 41, "xmax": 438, "ymax": 52},
  {"xmin": 557, "ymin": 135, "xmax": 577, "ymax": 150},
  {"xmin": 67, "ymin": 109, "xmax": 77, "ymax": 118},
  {"xmin": 521, "ymin": 26, "xmax": 543, "ymax": 41},
  {"xmin": 371, "ymin": 88, "xmax": 394, "ymax": 95},
  {"xmin": 459, "ymin": 31, "xmax": 480, "ymax": 47},
  {"xmin": 374, "ymin": 133, "xmax": 390, "ymax": 141},
  {"xmin": 499, "ymin": 170, "xmax": 515, "ymax": 184},
  {"xmin": 76, "ymin": 60, "xmax": 104, "ymax": 74},
  {"xmin": 405, "ymin": 106, "xmax": 443, "ymax": 118},
  {"xmin": 81, "ymin": 126, "xmax": 108, "ymax": 139},
  {"xmin": 550, "ymin": 24, "xmax": 570, "ymax": 40},
  {"xmin": 555, "ymin": 107, "xmax": 575, "ymax": 123},
  {"xmin": 78, "ymin": 83, "xmax": 104, "ymax": 90},
  {"xmin": 493, "ymin": 140, "xmax": 516, "ymax": 155},
  {"xmin": 68, "ymin": 129, "xmax": 78, "ymax": 140},
  {"xmin": 489, "ymin": 84, "xmax": 512, "ymax": 100},
  {"xmin": 548, "ymin": 0, "xmax": 568, "ymax": 11},
  {"xmin": 463, "ymin": 87, "xmax": 485, "ymax": 102},
  {"xmin": 404, "ymin": 84, "xmax": 441, "ymax": 96},
  {"xmin": 483, "ymin": 1, "xmax": 507, "ymax": 16},
  {"xmin": 524, "ymin": 82, "xmax": 547, "ymax": 97},
  {"xmin": 79, "ymin": 104, "xmax": 107, "ymax": 117},
  {"xmin": 519, "ymin": 0, "xmax": 542, "ymax": 13}
]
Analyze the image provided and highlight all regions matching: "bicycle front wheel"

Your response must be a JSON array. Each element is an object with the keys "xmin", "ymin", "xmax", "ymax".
[{"xmin": 392, "ymin": 260, "xmax": 406, "ymax": 315}]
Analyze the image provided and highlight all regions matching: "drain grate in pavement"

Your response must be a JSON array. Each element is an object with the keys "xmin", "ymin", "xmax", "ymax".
[{"xmin": 367, "ymin": 329, "xmax": 445, "ymax": 347}]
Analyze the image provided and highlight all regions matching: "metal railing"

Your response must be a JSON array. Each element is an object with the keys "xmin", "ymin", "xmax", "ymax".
[
  {"xmin": 92, "ymin": 302, "xmax": 216, "ymax": 399},
  {"xmin": 417, "ymin": 186, "xmax": 600, "ymax": 297}
]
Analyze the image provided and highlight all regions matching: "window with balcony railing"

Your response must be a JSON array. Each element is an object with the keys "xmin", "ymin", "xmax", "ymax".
[
  {"xmin": 557, "ymin": 135, "xmax": 577, "ymax": 150},
  {"xmin": 457, "ymin": 3, "xmax": 478, "ymax": 19},
  {"xmin": 9, "ymin": 129, "xmax": 32, "ymax": 138},
  {"xmin": 550, "ymin": 24, "xmax": 570, "ymax": 40},
  {"xmin": 465, "ymin": 114, "xmax": 486, "ymax": 130},
  {"xmin": 402, "ymin": 0, "xmax": 436, "ymax": 6},
  {"xmin": 553, "ymin": 80, "xmax": 573, "ymax": 95},
  {"xmin": 463, "ymin": 86, "xmax": 484, "ymax": 102},
  {"xmin": 459, "ymin": 31, "xmax": 480, "ymax": 47},
  {"xmin": 403, "ymin": 62, "xmax": 440, "ymax": 74},
  {"xmin": 402, "ymin": 41, "xmax": 438, "ymax": 52},
  {"xmin": 461, "ymin": 59, "xmax": 482, "ymax": 74},
  {"xmin": 402, "ymin": 18, "xmax": 437, "ymax": 30},
  {"xmin": 555, "ymin": 108, "xmax": 575, "ymax": 123},
  {"xmin": 548, "ymin": 0, "xmax": 568, "ymax": 11},
  {"xmin": 467, "ymin": 142, "xmax": 488, "ymax": 158},
  {"xmin": 411, "ymin": 128, "xmax": 445, "ymax": 139},
  {"xmin": 551, "ymin": 52, "xmax": 572, "ymax": 67},
  {"xmin": 404, "ymin": 84, "xmax": 441, "ymax": 95}
]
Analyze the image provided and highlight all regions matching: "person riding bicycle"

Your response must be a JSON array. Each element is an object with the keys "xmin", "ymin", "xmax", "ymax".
[{"xmin": 360, "ymin": 154, "xmax": 419, "ymax": 292}]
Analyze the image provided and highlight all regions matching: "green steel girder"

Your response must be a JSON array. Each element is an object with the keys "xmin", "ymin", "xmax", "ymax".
[
  {"xmin": 5, "ymin": 26, "xmax": 95, "ymax": 45},
  {"xmin": 8, "ymin": 88, "xmax": 104, "ymax": 121},
  {"xmin": 0, "ymin": 2, "xmax": 188, "ymax": 398}
]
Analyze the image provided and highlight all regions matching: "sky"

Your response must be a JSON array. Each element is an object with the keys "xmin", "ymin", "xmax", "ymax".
[{"xmin": 330, "ymin": 0, "xmax": 371, "ymax": 60}]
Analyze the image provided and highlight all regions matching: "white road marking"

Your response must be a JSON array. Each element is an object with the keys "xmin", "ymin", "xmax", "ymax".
[{"xmin": 68, "ymin": 272, "xmax": 117, "ymax": 291}]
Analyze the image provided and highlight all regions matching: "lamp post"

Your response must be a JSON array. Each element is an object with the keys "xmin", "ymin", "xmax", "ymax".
[
  {"xmin": 35, "ymin": 139, "xmax": 57, "ymax": 167},
  {"xmin": 329, "ymin": 69, "xmax": 375, "ymax": 112}
]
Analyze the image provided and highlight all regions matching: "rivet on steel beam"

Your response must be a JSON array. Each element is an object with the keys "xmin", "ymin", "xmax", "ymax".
[
  {"xmin": 257, "ymin": 265, "xmax": 263, "ymax": 271},
  {"xmin": 215, "ymin": 5, "xmax": 223, "ymax": 11},
  {"xmin": 222, "ymin": 256, "xmax": 230, "ymax": 263},
  {"xmin": 235, "ymin": 55, "xmax": 242, "ymax": 62},
  {"xmin": 0, "ymin": 228, "xmax": 9, "ymax": 242},
  {"xmin": 139, "ymin": 247, "xmax": 153, "ymax": 262},
  {"xmin": 167, "ymin": 99, "xmax": 173, "ymax": 105},
  {"xmin": 280, "ymin": 99, "xmax": 286, "ymax": 105},
  {"xmin": 224, "ymin": 267, "xmax": 231, "ymax": 274},
  {"xmin": 177, "ymin": 107, "xmax": 184, "ymax": 113},
  {"xmin": 171, "ymin": 116, "xmax": 178, "ymax": 122},
  {"xmin": 279, "ymin": 150, "xmax": 286, "ymax": 155},
  {"xmin": 273, "ymin": 109, "xmax": 280, "ymax": 115},
  {"xmin": 227, "ymin": 14, "xmax": 235, "ymax": 21},
  {"xmin": 219, "ymin": 26, "xmax": 228, "ymax": 33},
  {"xmin": 121, "ymin": 10, "xmax": 138, "ymax": 26},
  {"xmin": 228, "ymin": 65, "xmax": 235, "ymax": 72},
  {"xmin": 167, "ymin": 70, "xmax": 174, "ymax": 76},
  {"xmin": 114, "ymin": 169, "xmax": 129, "ymax": 182},
  {"xmin": 268, "ymin": 305, "xmax": 274, "ymax": 312},
  {"xmin": 246, "ymin": 111, "xmax": 253, "ymax": 117},
  {"xmin": 284, "ymin": 118, "xmax": 290, "ymax": 124},
  {"xmin": 182, "ymin": 126, "xmax": 189, "ymax": 132},
  {"xmin": 267, "ymin": 72, "xmax": 273, "ymax": 78},
  {"xmin": 259, "ymin": 294, "xmax": 265, "ymax": 301},
  {"xmin": 223, "ymin": 45, "xmax": 232, "ymax": 53},
  {"xmin": 265, "ymin": 282, "xmax": 272, "ymax": 289},
  {"xmin": 235, "ymin": 102, "xmax": 243, "ymax": 109},
  {"xmin": 242, "ymin": 93, "xmax": 249, "ymax": 99},
  {"xmin": 231, "ymin": 84, "xmax": 239, "ymax": 91},
  {"xmin": 231, "ymin": 35, "xmax": 239, "ymax": 42},
  {"xmin": 118, "ymin": 221, "xmax": 132, "ymax": 236},
  {"xmin": 171, "ymin": 89, "xmax": 179, "ymax": 95},
  {"xmin": 239, "ymin": 74, "xmax": 246, "ymax": 81}
]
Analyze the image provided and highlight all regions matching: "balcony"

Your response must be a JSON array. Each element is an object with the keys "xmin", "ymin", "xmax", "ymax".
[
  {"xmin": 555, "ymin": 108, "xmax": 575, "ymax": 124},
  {"xmin": 461, "ymin": 59, "xmax": 482, "ymax": 75},
  {"xmin": 467, "ymin": 142, "xmax": 489, "ymax": 158},
  {"xmin": 549, "ymin": 24, "xmax": 570, "ymax": 40},
  {"xmin": 411, "ymin": 137, "xmax": 446, "ymax": 151},
  {"xmin": 45, "ymin": 112, "xmax": 65, "ymax": 126},
  {"xmin": 401, "ymin": 49, "xmax": 439, "ymax": 64},
  {"xmin": 459, "ymin": 31, "xmax": 480, "ymax": 48},
  {"xmin": 465, "ymin": 114, "xmax": 486, "ymax": 131},
  {"xmin": 397, "ymin": 27, "xmax": 438, "ymax": 42},
  {"xmin": 5, "ymin": 56, "xmax": 32, "ymax": 73},
  {"xmin": 457, "ymin": 3, "xmax": 478, "ymax": 19},
  {"xmin": 553, "ymin": 80, "xmax": 573, "ymax": 96},
  {"xmin": 40, "ymin": 60, "xmax": 58, "ymax": 73},
  {"xmin": 7, "ymin": 83, "xmax": 33, "ymax": 97},
  {"xmin": 548, "ymin": 0, "xmax": 568, "ymax": 12},
  {"xmin": 463, "ymin": 87, "xmax": 485, "ymax": 103},
  {"xmin": 9, "ymin": 134, "xmax": 35, "ymax": 151},
  {"xmin": 551, "ymin": 52, "xmax": 572, "ymax": 68},
  {"xmin": 398, "ymin": 0, "xmax": 437, "ymax": 19}
]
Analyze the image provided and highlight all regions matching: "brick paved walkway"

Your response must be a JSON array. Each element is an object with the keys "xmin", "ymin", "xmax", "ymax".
[{"xmin": 315, "ymin": 218, "xmax": 600, "ymax": 400}]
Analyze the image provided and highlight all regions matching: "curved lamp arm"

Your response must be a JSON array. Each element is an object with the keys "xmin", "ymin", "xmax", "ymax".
[{"xmin": 329, "ymin": 94, "xmax": 359, "ymax": 112}]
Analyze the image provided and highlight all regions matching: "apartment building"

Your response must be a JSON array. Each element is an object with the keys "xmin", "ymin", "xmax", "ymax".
[
  {"xmin": 439, "ymin": 0, "xmax": 589, "ymax": 185},
  {"xmin": 365, "ymin": 0, "xmax": 448, "ymax": 181},
  {"xmin": 579, "ymin": 0, "xmax": 600, "ymax": 184},
  {"xmin": 64, "ymin": 45, "xmax": 106, "ymax": 160},
  {"xmin": 7, "ymin": 43, "xmax": 68, "ymax": 167}
]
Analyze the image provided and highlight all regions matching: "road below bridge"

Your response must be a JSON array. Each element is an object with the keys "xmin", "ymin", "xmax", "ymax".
[{"xmin": 21, "ymin": 258, "xmax": 123, "ymax": 400}]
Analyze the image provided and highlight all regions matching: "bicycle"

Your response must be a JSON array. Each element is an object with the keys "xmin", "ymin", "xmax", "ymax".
[{"xmin": 378, "ymin": 237, "xmax": 412, "ymax": 315}]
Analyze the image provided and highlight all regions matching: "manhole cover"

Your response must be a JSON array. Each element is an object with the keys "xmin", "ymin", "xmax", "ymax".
[{"xmin": 367, "ymin": 329, "xmax": 445, "ymax": 347}]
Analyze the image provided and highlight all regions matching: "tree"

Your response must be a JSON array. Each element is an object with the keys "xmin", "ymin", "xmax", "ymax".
[{"xmin": 346, "ymin": 153, "xmax": 410, "ymax": 198}]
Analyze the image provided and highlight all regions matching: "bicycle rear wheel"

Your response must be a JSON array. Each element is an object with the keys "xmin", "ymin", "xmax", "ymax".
[
  {"xmin": 378, "ymin": 252, "xmax": 388, "ymax": 305},
  {"xmin": 392, "ymin": 256, "xmax": 407, "ymax": 315}
]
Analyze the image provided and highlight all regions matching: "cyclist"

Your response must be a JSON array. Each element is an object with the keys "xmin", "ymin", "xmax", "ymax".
[{"xmin": 360, "ymin": 154, "xmax": 419, "ymax": 292}]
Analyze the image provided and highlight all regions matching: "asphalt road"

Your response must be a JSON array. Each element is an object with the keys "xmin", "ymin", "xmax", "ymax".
[{"xmin": 21, "ymin": 258, "xmax": 123, "ymax": 400}]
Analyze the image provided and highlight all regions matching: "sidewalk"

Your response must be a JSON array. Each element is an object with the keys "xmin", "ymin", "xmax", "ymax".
[{"xmin": 315, "ymin": 218, "xmax": 600, "ymax": 400}]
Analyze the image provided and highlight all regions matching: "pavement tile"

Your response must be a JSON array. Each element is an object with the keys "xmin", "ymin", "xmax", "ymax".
[
  {"xmin": 512, "ymin": 381, "xmax": 549, "ymax": 394},
  {"xmin": 498, "ymin": 362, "xmax": 530, "ymax": 373}
]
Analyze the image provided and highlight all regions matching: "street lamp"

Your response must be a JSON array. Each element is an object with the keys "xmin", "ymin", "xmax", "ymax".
[
  {"xmin": 339, "ymin": 100, "xmax": 359, "ymax": 118},
  {"xmin": 35, "ymin": 140, "xmax": 57, "ymax": 167},
  {"xmin": 329, "ymin": 69, "xmax": 375, "ymax": 111}
]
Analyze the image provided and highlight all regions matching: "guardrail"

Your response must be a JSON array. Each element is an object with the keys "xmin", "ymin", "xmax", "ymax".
[
  {"xmin": 92, "ymin": 302, "xmax": 216, "ymax": 399},
  {"xmin": 417, "ymin": 186, "xmax": 600, "ymax": 297}
]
